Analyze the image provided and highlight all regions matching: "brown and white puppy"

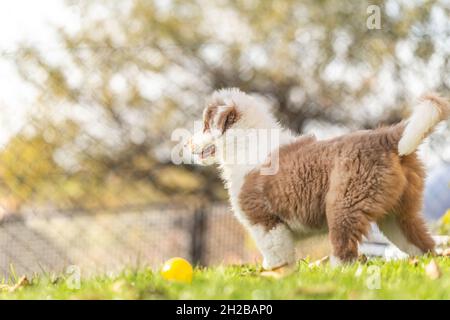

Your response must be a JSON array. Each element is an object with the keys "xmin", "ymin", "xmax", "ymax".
[{"xmin": 189, "ymin": 88, "xmax": 449, "ymax": 271}]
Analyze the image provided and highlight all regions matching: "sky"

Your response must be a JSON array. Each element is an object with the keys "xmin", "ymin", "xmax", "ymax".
[{"xmin": 0, "ymin": 0, "xmax": 79, "ymax": 147}]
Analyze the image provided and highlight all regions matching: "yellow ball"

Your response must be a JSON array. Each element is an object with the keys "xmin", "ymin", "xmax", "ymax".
[{"xmin": 160, "ymin": 257, "xmax": 193, "ymax": 283}]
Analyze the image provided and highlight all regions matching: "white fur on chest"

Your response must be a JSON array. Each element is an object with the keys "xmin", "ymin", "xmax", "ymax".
[{"xmin": 221, "ymin": 164, "xmax": 253, "ymax": 226}]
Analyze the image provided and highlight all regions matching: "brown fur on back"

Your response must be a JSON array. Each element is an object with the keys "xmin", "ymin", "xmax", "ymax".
[{"xmin": 240, "ymin": 126, "xmax": 404, "ymax": 228}]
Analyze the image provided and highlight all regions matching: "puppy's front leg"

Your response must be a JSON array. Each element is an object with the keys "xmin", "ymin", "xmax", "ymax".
[{"xmin": 247, "ymin": 223, "xmax": 296, "ymax": 277}]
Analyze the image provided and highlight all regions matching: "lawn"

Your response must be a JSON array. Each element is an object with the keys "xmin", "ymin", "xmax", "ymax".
[{"xmin": 1, "ymin": 256, "xmax": 449, "ymax": 300}]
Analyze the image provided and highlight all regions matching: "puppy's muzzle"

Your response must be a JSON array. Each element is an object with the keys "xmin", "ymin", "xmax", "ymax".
[{"xmin": 186, "ymin": 131, "xmax": 216, "ymax": 161}]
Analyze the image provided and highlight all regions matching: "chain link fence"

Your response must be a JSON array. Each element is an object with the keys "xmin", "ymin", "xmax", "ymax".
[{"xmin": 0, "ymin": 203, "xmax": 262, "ymax": 280}]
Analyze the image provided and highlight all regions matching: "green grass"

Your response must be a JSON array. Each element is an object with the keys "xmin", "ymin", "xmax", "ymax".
[{"xmin": 1, "ymin": 256, "xmax": 449, "ymax": 300}]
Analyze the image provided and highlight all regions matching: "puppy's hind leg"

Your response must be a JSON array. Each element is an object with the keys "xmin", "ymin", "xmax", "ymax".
[
  {"xmin": 378, "ymin": 187, "xmax": 435, "ymax": 255},
  {"xmin": 378, "ymin": 154, "xmax": 435, "ymax": 255},
  {"xmin": 377, "ymin": 214, "xmax": 429, "ymax": 256},
  {"xmin": 325, "ymin": 160, "xmax": 372, "ymax": 265},
  {"xmin": 325, "ymin": 157, "xmax": 400, "ymax": 266}
]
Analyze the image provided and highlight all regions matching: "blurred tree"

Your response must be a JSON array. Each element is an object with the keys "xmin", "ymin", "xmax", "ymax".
[{"xmin": 1, "ymin": 0, "xmax": 449, "ymax": 209}]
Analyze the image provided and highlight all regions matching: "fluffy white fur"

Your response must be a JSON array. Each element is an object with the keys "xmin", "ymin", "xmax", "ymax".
[
  {"xmin": 250, "ymin": 224, "xmax": 296, "ymax": 270},
  {"xmin": 398, "ymin": 100, "xmax": 443, "ymax": 155}
]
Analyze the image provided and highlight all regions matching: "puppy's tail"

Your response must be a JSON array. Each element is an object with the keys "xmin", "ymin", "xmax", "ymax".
[{"xmin": 397, "ymin": 93, "xmax": 450, "ymax": 156}]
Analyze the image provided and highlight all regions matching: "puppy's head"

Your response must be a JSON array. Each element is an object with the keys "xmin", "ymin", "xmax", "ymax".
[
  {"xmin": 187, "ymin": 89, "xmax": 244, "ymax": 163},
  {"xmin": 188, "ymin": 88, "xmax": 273, "ymax": 164}
]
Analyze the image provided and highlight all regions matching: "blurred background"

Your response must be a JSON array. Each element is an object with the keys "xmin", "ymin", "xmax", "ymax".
[{"xmin": 0, "ymin": 0, "xmax": 449, "ymax": 280}]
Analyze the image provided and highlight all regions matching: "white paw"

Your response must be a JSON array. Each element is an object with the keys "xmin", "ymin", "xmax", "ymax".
[{"xmin": 329, "ymin": 255, "xmax": 344, "ymax": 268}]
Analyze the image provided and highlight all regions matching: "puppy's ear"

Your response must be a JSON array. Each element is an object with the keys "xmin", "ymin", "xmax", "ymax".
[
  {"xmin": 218, "ymin": 106, "xmax": 239, "ymax": 134},
  {"xmin": 203, "ymin": 104, "xmax": 217, "ymax": 133}
]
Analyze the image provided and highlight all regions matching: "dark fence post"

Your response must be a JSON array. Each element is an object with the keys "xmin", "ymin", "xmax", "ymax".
[{"xmin": 190, "ymin": 206, "xmax": 206, "ymax": 266}]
